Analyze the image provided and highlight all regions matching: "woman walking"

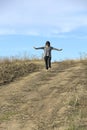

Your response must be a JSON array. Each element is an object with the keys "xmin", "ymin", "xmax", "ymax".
[{"xmin": 33, "ymin": 41, "xmax": 62, "ymax": 70}]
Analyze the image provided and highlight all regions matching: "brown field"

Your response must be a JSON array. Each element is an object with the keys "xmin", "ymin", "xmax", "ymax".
[{"xmin": 0, "ymin": 58, "xmax": 87, "ymax": 130}]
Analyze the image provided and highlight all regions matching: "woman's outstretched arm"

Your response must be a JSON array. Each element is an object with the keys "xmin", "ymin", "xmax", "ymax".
[
  {"xmin": 52, "ymin": 47, "xmax": 63, "ymax": 51},
  {"xmin": 33, "ymin": 47, "xmax": 44, "ymax": 50}
]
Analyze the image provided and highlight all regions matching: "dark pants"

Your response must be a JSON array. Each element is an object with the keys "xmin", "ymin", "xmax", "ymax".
[{"xmin": 44, "ymin": 56, "xmax": 51, "ymax": 70}]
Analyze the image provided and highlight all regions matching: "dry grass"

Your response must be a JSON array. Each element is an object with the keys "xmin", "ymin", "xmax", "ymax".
[
  {"xmin": 0, "ymin": 57, "xmax": 87, "ymax": 130},
  {"xmin": 65, "ymin": 59, "xmax": 87, "ymax": 130},
  {"xmin": 0, "ymin": 57, "xmax": 87, "ymax": 86},
  {"xmin": 0, "ymin": 57, "xmax": 43, "ymax": 86}
]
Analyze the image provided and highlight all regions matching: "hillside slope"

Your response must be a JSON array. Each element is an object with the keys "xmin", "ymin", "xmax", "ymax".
[{"xmin": 0, "ymin": 60, "xmax": 87, "ymax": 130}]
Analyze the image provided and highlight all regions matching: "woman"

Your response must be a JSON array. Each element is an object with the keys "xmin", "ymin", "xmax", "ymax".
[{"xmin": 33, "ymin": 41, "xmax": 62, "ymax": 70}]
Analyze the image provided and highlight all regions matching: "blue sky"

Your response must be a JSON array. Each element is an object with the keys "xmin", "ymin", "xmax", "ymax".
[{"xmin": 0, "ymin": 0, "xmax": 87, "ymax": 61}]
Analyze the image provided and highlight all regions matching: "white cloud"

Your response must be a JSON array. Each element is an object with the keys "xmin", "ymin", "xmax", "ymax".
[
  {"xmin": 0, "ymin": 0, "xmax": 87, "ymax": 36},
  {"xmin": 0, "ymin": 28, "xmax": 16, "ymax": 35}
]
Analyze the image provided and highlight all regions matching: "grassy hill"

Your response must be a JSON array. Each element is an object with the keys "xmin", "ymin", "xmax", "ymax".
[
  {"xmin": 0, "ymin": 58, "xmax": 87, "ymax": 130},
  {"xmin": 0, "ymin": 58, "xmax": 43, "ymax": 86}
]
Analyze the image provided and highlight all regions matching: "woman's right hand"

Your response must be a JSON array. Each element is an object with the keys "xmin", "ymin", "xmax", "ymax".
[{"xmin": 33, "ymin": 47, "xmax": 36, "ymax": 49}]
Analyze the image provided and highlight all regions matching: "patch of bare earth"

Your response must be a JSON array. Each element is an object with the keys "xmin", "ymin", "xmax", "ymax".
[{"xmin": 0, "ymin": 60, "xmax": 87, "ymax": 130}]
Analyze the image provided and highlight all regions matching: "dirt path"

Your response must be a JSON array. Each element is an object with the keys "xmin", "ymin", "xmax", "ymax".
[{"xmin": 0, "ymin": 62, "xmax": 87, "ymax": 130}]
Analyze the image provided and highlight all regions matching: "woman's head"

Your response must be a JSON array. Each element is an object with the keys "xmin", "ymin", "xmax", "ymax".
[{"xmin": 45, "ymin": 41, "xmax": 50, "ymax": 47}]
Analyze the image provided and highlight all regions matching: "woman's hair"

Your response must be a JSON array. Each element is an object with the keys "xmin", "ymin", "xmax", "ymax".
[{"xmin": 45, "ymin": 41, "xmax": 50, "ymax": 47}]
